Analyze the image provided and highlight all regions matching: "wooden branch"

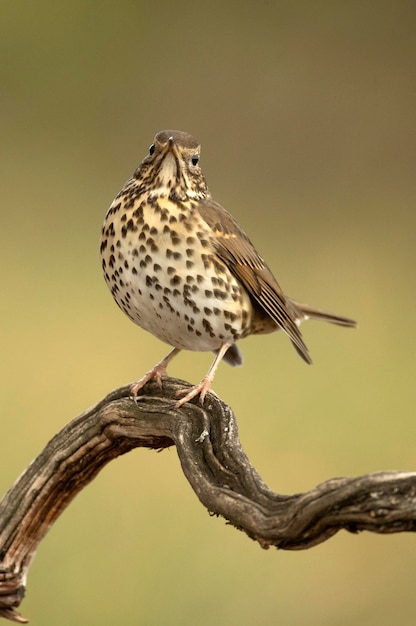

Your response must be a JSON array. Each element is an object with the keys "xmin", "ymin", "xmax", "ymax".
[{"xmin": 1, "ymin": 378, "xmax": 415, "ymax": 623}]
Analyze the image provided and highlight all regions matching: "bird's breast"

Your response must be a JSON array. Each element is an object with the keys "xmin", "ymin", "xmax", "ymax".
[{"xmin": 100, "ymin": 194, "xmax": 253, "ymax": 351}]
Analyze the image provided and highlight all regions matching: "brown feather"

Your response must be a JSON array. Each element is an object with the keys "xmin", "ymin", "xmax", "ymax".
[
  {"xmin": 289, "ymin": 300, "xmax": 357, "ymax": 327},
  {"xmin": 198, "ymin": 199, "xmax": 312, "ymax": 363}
]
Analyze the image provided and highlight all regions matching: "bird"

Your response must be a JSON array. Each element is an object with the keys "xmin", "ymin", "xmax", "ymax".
[{"xmin": 100, "ymin": 130, "xmax": 356, "ymax": 407}]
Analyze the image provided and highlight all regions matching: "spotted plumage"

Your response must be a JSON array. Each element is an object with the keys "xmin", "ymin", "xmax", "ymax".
[{"xmin": 100, "ymin": 130, "xmax": 356, "ymax": 406}]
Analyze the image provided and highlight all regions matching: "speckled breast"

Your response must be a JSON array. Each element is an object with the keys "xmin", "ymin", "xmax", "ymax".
[{"xmin": 100, "ymin": 190, "xmax": 253, "ymax": 352}]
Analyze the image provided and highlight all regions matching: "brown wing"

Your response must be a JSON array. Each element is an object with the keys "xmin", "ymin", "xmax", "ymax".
[{"xmin": 197, "ymin": 199, "xmax": 312, "ymax": 363}]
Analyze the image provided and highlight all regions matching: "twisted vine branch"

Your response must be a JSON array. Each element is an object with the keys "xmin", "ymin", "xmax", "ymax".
[{"xmin": 1, "ymin": 378, "xmax": 415, "ymax": 623}]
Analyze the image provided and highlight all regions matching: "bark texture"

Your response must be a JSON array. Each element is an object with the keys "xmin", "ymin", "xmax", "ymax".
[{"xmin": 1, "ymin": 378, "xmax": 415, "ymax": 623}]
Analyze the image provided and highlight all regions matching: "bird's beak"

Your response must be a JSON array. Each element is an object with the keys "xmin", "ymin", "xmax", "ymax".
[
  {"xmin": 165, "ymin": 136, "xmax": 179, "ymax": 157},
  {"xmin": 156, "ymin": 136, "xmax": 181, "ymax": 182}
]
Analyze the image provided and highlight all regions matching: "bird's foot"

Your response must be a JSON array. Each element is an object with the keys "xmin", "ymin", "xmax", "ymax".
[
  {"xmin": 130, "ymin": 363, "xmax": 168, "ymax": 400},
  {"xmin": 130, "ymin": 347, "xmax": 182, "ymax": 401},
  {"xmin": 174, "ymin": 376, "xmax": 214, "ymax": 408},
  {"xmin": 173, "ymin": 343, "xmax": 231, "ymax": 408}
]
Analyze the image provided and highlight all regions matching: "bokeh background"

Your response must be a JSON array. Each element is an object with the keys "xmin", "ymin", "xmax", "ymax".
[{"xmin": 1, "ymin": 1, "xmax": 415, "ymax": 624}]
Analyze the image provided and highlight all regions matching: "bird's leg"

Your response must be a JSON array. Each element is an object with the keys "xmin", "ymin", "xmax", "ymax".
[
  {"xmin": 174, "ymin": 343, "xmax": 231, "ymax": 408},
  {"xmin": 131, "ymin": 347, "xmax": 181, "ymax": 399}
]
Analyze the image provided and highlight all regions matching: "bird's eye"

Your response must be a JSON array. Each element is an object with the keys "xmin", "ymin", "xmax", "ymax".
[
  {"xmin": 149, "ymin": 144, "xmax": 155, "ymax": 155},
  {"xmin": 191, "ymin": 155, "xmax": 199, "ymax": 166}
]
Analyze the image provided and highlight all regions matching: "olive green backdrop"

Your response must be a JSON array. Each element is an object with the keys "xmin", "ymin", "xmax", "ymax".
[{"xmin": 1, "ymin": 1, "xmax": 415, "ymax": 624}]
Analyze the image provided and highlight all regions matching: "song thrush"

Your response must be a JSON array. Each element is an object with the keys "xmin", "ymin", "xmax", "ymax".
[{"xmin": 100, "ymin": 130, "xmax": 356, "ymax": 407}]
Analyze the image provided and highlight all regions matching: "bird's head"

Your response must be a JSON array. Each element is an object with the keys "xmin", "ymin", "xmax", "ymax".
[{"xmin": 135, "ymin": 130, "xmax": 209, "ymax": 201}]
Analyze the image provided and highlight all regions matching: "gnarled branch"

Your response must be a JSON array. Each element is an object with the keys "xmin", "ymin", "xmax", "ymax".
[{"xmin": 1, "ymin": 378, "xmax": 415, "ymax": 623}]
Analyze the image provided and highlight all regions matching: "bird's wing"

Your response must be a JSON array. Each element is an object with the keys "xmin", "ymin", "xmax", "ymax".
[{"xmin": 197, "ymin": 199, "xmax": 311, "ymax": 363}]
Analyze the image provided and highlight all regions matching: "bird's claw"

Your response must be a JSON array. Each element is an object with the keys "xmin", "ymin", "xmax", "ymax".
[
  {"xmin": 130, "ymin": 365, "xmax": 168, "ymax": 401},
  {"xmin": 173, "ymin": 377, "xmax": 213, "ymax": 408}
]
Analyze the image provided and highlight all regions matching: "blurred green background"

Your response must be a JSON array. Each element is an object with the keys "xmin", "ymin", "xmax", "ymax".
[{"xmin": 1, "ymin": 1, "xmax": 416, "ymax": 624}]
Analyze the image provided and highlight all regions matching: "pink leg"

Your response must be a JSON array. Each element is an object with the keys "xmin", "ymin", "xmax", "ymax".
[
  {"xmin": 175, "ymin": 343, "xmax": 231, "ymax": 408},
  {"xmin": 131, "ymin": 347, "xmax": 181, "ymax": 399}
]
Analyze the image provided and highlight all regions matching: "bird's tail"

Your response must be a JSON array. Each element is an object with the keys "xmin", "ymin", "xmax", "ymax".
[
  {"xmin": 217, "ymin": 302, "xmax": 356, "ymax": 369},
  {"xmin": 289, "ymin": 299, "xmax": 357, "ymax": 328}
]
